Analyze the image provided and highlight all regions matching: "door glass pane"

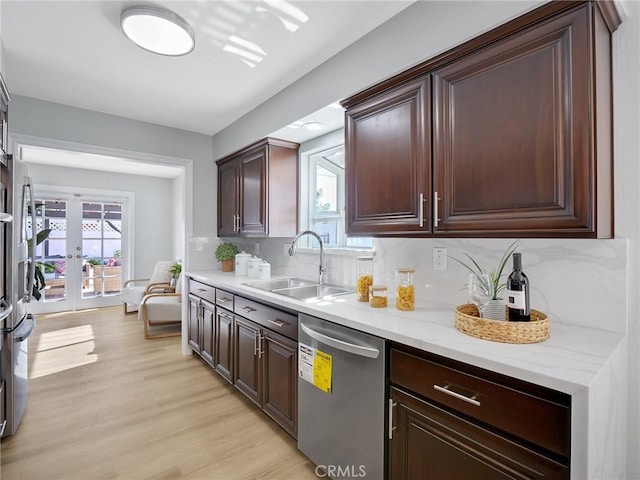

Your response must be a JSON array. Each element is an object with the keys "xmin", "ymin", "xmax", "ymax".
[
  {"xmin": 35, "ymin": 200, "xmax": 68, "ymax": 302},
  {"xmin": 82, "ymin": 202, "xmax": 122, "ymax": 298}
]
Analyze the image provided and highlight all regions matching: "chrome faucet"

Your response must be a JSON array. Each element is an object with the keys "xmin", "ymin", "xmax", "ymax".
[{"xmin": 289, "ymin": 230, "xmax": 326, "ymax": 285}]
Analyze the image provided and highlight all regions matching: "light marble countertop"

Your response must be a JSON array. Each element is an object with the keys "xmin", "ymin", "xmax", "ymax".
[{"xmin": 186, "ymin": 270, "xmax": 624, "ymax": 395}]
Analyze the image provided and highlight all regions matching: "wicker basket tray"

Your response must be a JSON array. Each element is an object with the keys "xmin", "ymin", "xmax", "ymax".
[{"xmin": 454, "ymin": 304, "xmax": 549, "ymax": 344}]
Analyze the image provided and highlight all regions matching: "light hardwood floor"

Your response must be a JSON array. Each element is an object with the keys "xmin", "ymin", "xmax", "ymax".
[{"xmin": 0, "ymin": 306, "xmax": 319, "ymax": 480}]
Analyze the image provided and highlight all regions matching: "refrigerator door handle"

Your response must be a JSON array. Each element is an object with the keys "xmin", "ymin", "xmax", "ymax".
[
  {"xmin": 14, "ymin": 314, "xmax": 36, "ymax": 342},
  {"xmin": 0, "ymin": 212, "xmax": 12, "ymax": 223},
  {"xmin": 300, "ymin": 322, "xmax": 380, "ymax": 359},
  {"xmin": 0, "ymin": 299, "xmax": 12, "ymax": 324},
  {"xmin": 22, "ymin": 178, "xmax": 36, "ymax": 303}
]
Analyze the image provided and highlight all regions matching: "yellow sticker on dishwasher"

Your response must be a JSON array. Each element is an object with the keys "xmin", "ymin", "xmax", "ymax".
[
  {"xmin": 313, "ymin": 350, "xmax": 332, "ymax": 393},
  {"xmin": 298, "ymin": 342, "xmax": 332, "ymax": 393}
]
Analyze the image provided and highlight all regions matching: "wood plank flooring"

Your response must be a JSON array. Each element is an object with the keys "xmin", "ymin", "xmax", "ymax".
[{"xmin": 0, "ymin": 306, "xmax": 318, "ymax": 480}]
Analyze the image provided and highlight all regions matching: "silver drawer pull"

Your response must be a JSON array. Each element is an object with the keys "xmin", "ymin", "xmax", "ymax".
[
  {"xmin": 434, "ymin": 384, "xmax": 481, "ymax": 407},
  {"xmin": 218, "ymin": 297, "xmax": 230, "ymax": 303},
  {"xmin": 241, "ymin": 306, "xmax": 256, "ymax": 313},
  {"xmin": 197, "ymin": 288, "xmax": 206, "ymax": 292},
  {"xmin": 268, "ymin": 319, "xmax": 286, "ymax": 327}
]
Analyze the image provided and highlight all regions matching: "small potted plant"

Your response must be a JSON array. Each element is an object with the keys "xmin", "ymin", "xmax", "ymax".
[
  {"xmin": 169, "ymin": 261, "xmax": 182, "ymax": 286},
  {"xmin": 215, "ymin": 242, "xmax": 239, "ymax": 272},
  {"xmin": 449, "ymin": 241, "xmax": 518, "ymax": 320}
]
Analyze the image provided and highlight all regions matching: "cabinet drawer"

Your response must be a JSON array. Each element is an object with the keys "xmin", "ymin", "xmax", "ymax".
[
  {"xmin": 215, "ymin": 289, "xmax": 234, "ymax": 310},
  {"xmin": 234, "ymin": 296, "xmax": 297, "ymax": 341},
  {"xmin": 188, "ymin": 279, "xmax": 216, "ymax": 304},
  {"xmin": 390, "ymin": 348, "xmax": 570, "ymax": 458}
]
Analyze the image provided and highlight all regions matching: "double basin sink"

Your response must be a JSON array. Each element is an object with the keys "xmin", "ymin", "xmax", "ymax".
[{"xmin": 244, "ymin": 277, "xmax": 353, "ymax": 301}]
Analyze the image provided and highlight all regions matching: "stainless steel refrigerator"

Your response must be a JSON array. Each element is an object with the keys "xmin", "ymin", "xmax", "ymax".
[{"xmin": 1, "ymin": 159, "xmax": 37, "ymax": 438}]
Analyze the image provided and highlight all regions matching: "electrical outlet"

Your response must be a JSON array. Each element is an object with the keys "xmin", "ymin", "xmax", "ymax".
[
  {"xmin": 433, "ymin": 247, "xmax": 447, "ymax": 270},
  {"xmin": 284, "ymin": 242, "xmax": 292, "ymax": 257},
  {"xmin": 254, "ymin": 242, "xmax": 260, "ymax": 255}
]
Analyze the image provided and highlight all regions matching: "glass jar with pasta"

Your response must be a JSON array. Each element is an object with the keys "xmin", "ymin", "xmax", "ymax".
[
  {"xmin": 395, "ymin": 268, "xmax": 415, "ymax": 311},
  {"xmin": 369, "ymin": 285, "xmax": 388, "ymax": 308},
  {"xmin": 356, "ymin": 256, "xmax": 374, "ymax": 302}
]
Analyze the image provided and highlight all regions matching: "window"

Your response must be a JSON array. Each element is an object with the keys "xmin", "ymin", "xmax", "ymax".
[{"xmin": 302, "ymin": 142, "xmax": 372, "ymax": 250}]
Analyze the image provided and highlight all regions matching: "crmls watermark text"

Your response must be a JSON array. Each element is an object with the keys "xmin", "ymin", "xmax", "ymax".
[{"xmin": 315, "ymin": 465, "xmax": 367, "ymax": 478}]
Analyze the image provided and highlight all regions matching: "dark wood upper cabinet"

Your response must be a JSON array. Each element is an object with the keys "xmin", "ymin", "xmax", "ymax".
[
  {"xmin": 216, "ymin": 137, "xmax": 299, "ymax": 238},
  {"xmin": 342, "ymin": 0, "xmax": 620, "ymax": 238},
  {"xmin": 345, "ymin": 77, "xmax": 431, "ymax": 235}
]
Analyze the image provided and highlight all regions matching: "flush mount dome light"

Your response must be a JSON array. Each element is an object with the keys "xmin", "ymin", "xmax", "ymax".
[
  {"xmin": 121, "ymin": 6, "xmax": 195, "ymax": 56},
  {"xmin": 300, "ymin": 122, "xmax": 326, "ymax": 131}
]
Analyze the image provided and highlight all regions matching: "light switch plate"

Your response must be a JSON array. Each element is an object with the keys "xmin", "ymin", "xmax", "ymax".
[{"xmin": 433, "ymin": 247, "xmax": 447, "ymax": 270}]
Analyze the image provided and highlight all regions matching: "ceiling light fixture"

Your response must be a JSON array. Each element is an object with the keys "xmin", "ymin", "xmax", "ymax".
[
  {"xmin": 121, "ymin": 6, "xmax": 195, "ymax": 56},
  {"xmin": 300, "ymin": 122, "xmax": 326, "ymax": 131}
]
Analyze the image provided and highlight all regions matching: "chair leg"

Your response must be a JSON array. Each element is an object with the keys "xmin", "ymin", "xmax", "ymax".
[{"xmin": 123, "ymin": 302, "xmax": 138, "ymax": 315}]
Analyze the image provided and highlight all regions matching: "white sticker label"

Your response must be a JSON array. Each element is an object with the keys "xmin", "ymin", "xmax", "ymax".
[
  {"xmin": 298, "ymin": 343, "xmax": 315, "ymax": 384},
  {"xmin": 507, "ymin": 289, "xmax": 526, "ymax": 309}
]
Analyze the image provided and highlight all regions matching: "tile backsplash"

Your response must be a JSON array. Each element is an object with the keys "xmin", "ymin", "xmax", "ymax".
[{"xmin": 230, "ymin": 237, "xmax": 628, "ymax": 335}]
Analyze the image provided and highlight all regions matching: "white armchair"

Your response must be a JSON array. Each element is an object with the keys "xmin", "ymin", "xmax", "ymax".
[
  {"xmin": 138, "ymin": 273, "xmax": 182, "ymax": 339},
  {"xmin": 121, "ymin": 260, "xmax": 175, "ymax": 314}
]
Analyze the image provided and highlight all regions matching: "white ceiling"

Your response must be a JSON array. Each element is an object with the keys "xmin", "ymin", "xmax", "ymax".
[{"xmin": 2, "ymin": 0, "xmax": 413, "ymax": 138}]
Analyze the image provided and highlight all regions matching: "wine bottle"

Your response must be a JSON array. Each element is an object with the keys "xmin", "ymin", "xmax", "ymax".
[{"xmin": 507, "ymin": 252, "xmax": 530, "ymax": 322}]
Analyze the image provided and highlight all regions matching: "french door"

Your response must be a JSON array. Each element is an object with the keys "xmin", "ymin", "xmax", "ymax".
[{"xmin": 28, "ymin": 190, "xmax": 130, "ymax": 313}]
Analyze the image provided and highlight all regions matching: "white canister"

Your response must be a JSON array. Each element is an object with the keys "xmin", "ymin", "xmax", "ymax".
[
  {"xmin": 258, "ymin": 261, "xmax": 271, "ymax": 281},
  {"xmin": 234, "ymin": 251, "xmax": 252, "ymax": 276},
  {"xmin": 247, "ymin": 256, "xmax": 262, "ymax": 278}
]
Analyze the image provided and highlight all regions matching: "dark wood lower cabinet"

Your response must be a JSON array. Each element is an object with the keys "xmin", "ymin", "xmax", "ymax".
[
  {"xmin": 389, "ymin": 388, "xmax": 568, "ymax": 479},
  {"xmin": 187, "ymin": 277, "xmax": 299, "ymax": 440},
  {"xmin": 214, "ymin": 308, "xmax": 234, "ymax": 384},
  {"xmin": 187, "ymin": 294, "xmax": 214, "ymax": 366},
  {"xmin": 262, "ymin": 329, "xmax": 297, "ymax": 438},
  {"xmin": 200, "ymin": 300, "xmax": 214, "ymax": 366},
  {"xmin": 187, "ymin": 294, "xmax": 200, "ymax": 353},
  {"xmin": 233, "ymin": 316, "xmax": 262, "ymax": 407}
]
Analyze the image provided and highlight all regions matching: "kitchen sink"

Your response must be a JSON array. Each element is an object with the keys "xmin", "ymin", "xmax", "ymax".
[
  {"xmin": 273, "ymin": 284, "xmax": 353, "ymax": 300},
  {"xmin": 244, "ymin": 277, "xmax": 353, "ymax": 301},
  {"xmin": 244, "ymin": 277, "xmax": 316, "ymax": 291}
]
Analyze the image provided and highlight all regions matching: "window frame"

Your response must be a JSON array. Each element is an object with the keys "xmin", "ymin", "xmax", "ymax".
[{"xmin": 300, "ymin": 135, "xmax": 372, "ymax": 252}]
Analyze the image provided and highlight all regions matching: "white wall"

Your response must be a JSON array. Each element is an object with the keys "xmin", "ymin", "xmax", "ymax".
[
  {"xmin": 211, "ymin": 1, "xmax": 640, "ymax": 477},
  {"xmin": 25, "ymin": 163, "xmax": 174, "ymax": 279},
  {"xmin": 8, "ymin": 95, "xmax": 216, "ymax": 272}
]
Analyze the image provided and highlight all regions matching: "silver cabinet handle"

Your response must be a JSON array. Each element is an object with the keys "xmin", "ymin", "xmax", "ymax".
[
  {"xmin": 419, "ymin": 193, "xmax": 426, "ymax": 228},
  {"xmin": 241, "ymin": 305, "xmax": 256, "ymax": 313},
  {"xmin": 433, "ymin": 191, "xmax": 441, "ymax": 229},
  {"xmin": 268, "ymin": 319, "xmax": 286, "ymax": 327},
  {"xmin": 434, "ymin": 384, "xmax": 480, "ymax": 407},
  {"xmin": 0, "ymin": 419, "xmax": 6, "ymax": 436},
  {"xmin": 217, "ymin": 297, "xmax": 230, "ymax": 303},
  {"xmin": 197, "ymin": 288, "xmax": 206, "ymax": 292},
  {"xmin": 0, "ymin": 212, "xmax": 12, "ymax": 223},
  {"xmin": 258, "ymin": 334, "xmax": 264, "ymax": 359},
  {"xmin": 388, "ymin": 398, "xmax": 397, "ymax": 440},
  {"xmin": 300, "ymin": 323, "xmax": 379, "ymax": 359}
]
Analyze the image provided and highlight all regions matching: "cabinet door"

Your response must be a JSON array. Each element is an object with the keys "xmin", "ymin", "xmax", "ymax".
[
  {"xmin": 432, "ymin": 5, "xmax": 600, "ymax": 237},
  {"xmin": 201, "ymin": 299, "xmax": 215, "ymax": 367},
  {"xmin": 239, "ymin": 148, "xmax": 267, "ymax": 236},
  {"xmin": 217, "ymin": 159, "xmax": 239, "ymax": 237},
  {"xmin": 345, "ymin": 76, "xmax": 431, "ymax": 236},
  {"xmin": 233, "ymin": 316, "xmax": 262, "ymax": 407},
  {"xmin": 262, "ymin": 330, "xmax": 297, "ymax": 438},
  {"xmin": 187, "ymin": 294, "xmax": 201, "ymax": 354},
  {"xmin": 389, "ymin": 388, "xmax": 568, "ymax": 480},
  {"xmin": 214, "ymin": 308, "xmax": 234, "ymax": 384}
]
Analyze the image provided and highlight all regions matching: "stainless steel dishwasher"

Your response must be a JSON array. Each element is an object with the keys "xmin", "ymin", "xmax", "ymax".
[{"xmin": 298, "ymin": 314, "xmax": 386, "ymax": 479}]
